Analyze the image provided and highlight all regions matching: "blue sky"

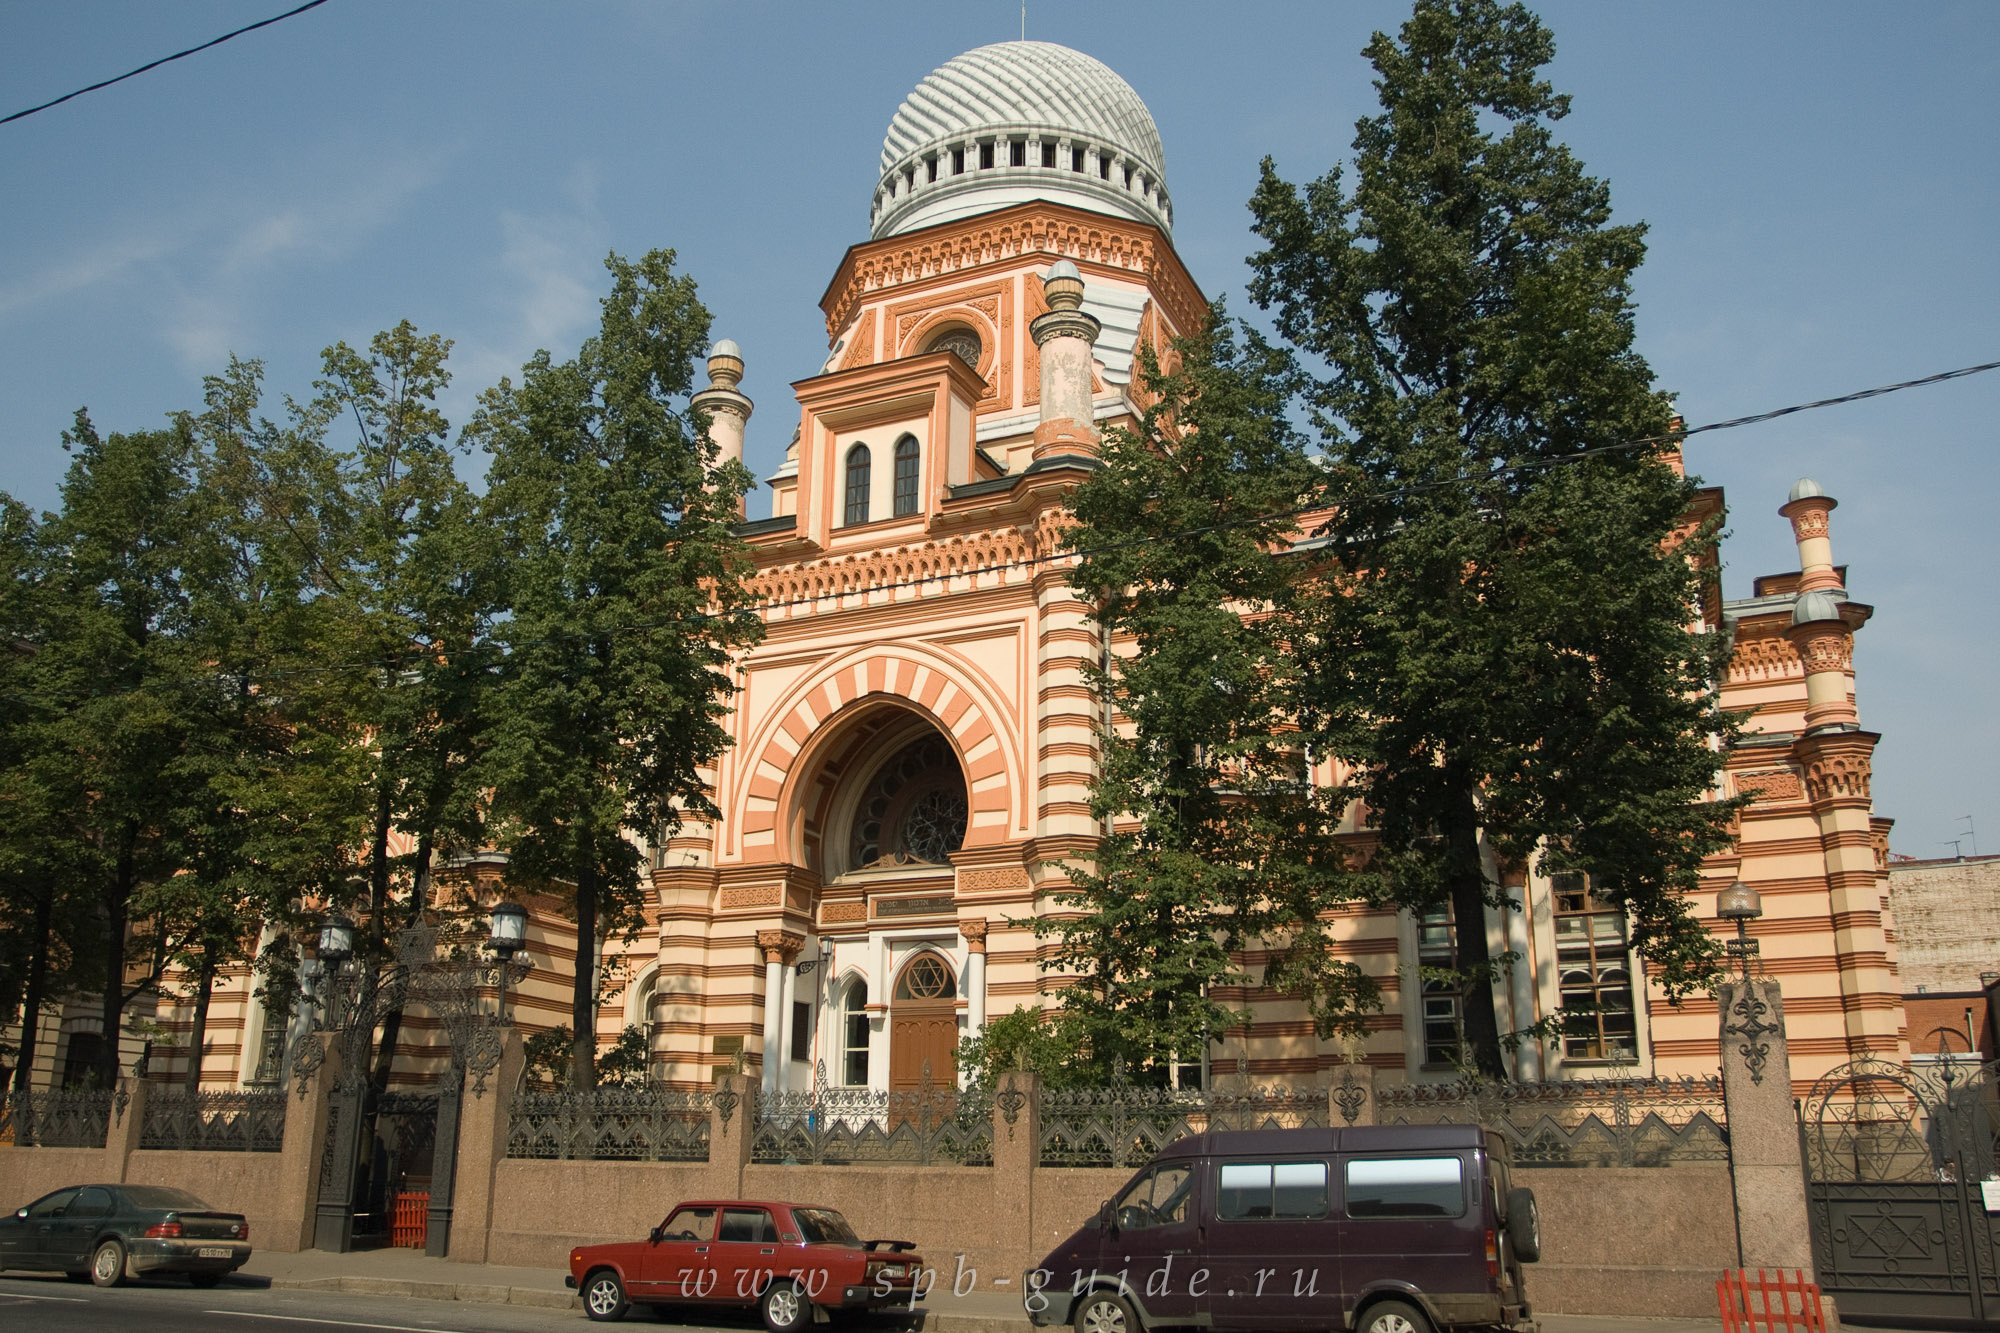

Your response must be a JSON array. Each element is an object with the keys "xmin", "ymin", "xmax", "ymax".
[{"xmin": 1, "ymin": 2, "xmax": 1993, "ymax": 857}]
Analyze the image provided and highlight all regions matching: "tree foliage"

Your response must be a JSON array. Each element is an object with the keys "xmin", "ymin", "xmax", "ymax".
[
  {"xmin": 473, "ymin": 250, "xmax": 762, "ymax": 1090},
  {"xmin": 1247, "ymin": 0, "xmax": 1739, "ymax": 1075},
  {"xmin": 1051, "ymin": 317, "xmax": 1381, "ymax": 1082}
]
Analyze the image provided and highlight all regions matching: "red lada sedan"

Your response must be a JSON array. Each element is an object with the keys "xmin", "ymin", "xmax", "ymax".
[{"xmin": 566, "ymin": 1199, "xmax": 926, "ymax": 1326}]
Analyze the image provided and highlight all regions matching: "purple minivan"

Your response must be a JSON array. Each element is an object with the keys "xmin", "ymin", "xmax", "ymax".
[{"xmin": 1024, "ymin": 1125, "xmax": 1537, "ymax": 1333}]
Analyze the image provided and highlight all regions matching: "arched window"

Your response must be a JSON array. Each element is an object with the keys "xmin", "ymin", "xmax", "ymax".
[
  {"xmin": 892, "ymin": 436, "xmax": 920, "ymax": 517},
  {"xmin": 895, "ymin": 954, "xmax": 955, "ymax": 1001},
  {"xmin": 925, "ymin": 327, "xmax": 981, "ymax": 370},
  {"xmin": 844, "ymin": 443, "xmax": 871, "ymax": 526},
  {"xmin": 849, "ymin": 734, "xmax": 967, "ymax": 871},
  {"xmin": 842, "ymin": 980, "xmax": 870, "ymax": 1085}
]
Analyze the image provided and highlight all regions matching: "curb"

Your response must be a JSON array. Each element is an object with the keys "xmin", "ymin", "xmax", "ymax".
[{"xmin": 267, "ymin": 1274, "xmax": 576, "ymax": 1310}]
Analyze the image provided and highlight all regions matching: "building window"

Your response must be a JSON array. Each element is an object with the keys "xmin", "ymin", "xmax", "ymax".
[
  {"xmin": 892, "ymin": 436, "xmax": 919, "ymax": 516},
  {"xmin": 927, "ymin": 156, "xmax": 937, "ymax": 183},
  {"xmin": 924, "ymin": 326, "xmax": 981, "ymax": 370},
  {"xmin": 849, "ymin": 734, "xmax": 967, "ymax": 871},
  {"xmin": 843, "ymin": 443, "xmax": 871, "ymax": 526},
  {"xmin": 790, "ymin": 1000, "xmax": 812, "ymax": 1063},
  {"xmin": 979, "ymin": 142, "xmax": 995, "ymax": 169},
  {"xmin": 1071, "ymin": 146, "xmax": 1085, "ymax": 173},
  {"xmin": 1419, "ymin": 908, "xmax": 1462, "ymax": 1069},
  {"xmin": 1554, "ymin": 873, "xmax": 1637, "ymax": 1061},
  {"xmin": 842, "ymin": 982, "xmax": 869, "ymax": 1085},
  {"xmin": 61, "ymin": 1031, "xmax": 105, "ymax": 1088},
  {"xmin": 951, "ymin": 148, "xmax": 964, "ymax": 175},
  {"xmin": 1041, "ymin": 142, "xmax": 1057, "ymax": 168},
  {"xmin": 897, "ymin": 954, "xmax": 954, "ymax": 1000},
  {"xmin": 1010, "ymin": 139, "xmax": 1026, "ymax": 167}
]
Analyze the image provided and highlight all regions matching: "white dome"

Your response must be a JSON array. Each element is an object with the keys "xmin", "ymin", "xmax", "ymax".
[{"xmin": 871, "ymin": 42, "xmax": 1172, "ymax": 240}]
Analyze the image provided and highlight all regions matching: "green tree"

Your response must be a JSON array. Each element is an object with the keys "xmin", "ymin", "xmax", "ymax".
[
  {"xmin": 473, "ymin": 250, "xmax": 761, "ymax": 1090},
  {"xmin": 1246, "ymin": 0, "xmax": 1738, "ymax": 1077},
  {"xmin": 23, "ymin": 414, "xmax": 205, "ymax": 1085},
  {"xmin": 1052, "ymin": 318, "xmax": 1380, "ymax": 1082}
]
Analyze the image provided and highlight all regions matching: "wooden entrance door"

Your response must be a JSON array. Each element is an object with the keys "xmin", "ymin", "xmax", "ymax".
[{"xmin": 888, "ymin": 953, "xmax": 957, "ymax": 1094}]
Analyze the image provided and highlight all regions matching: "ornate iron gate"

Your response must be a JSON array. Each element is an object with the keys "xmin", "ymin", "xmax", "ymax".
[{"xmin": 1803, "ymin": 1057, "xmax": 2000, "ymax": 1327}]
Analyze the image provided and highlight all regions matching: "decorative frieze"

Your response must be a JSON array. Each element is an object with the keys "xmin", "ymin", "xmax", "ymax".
[{"xmin": 1736, "ymin": 769, "xmax": 1804, "ymax": 802}]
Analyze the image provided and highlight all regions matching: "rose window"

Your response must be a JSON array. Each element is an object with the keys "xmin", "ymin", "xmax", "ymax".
[
  {"xmin": 849, "ymin": 735, "xmax": 968, "ymax": 871},
  {"xmin": 924, "ymin": 327, "xmax": 982, "ymax": 369}
]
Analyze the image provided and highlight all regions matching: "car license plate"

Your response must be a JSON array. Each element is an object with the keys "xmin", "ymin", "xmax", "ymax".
[
  {"xmin": 198, "ymin": 1247, "xmax": 230, "ymax": 1258},
  {"xmin": 881, "ymin": 1264, "xmax": 906, "ymax": 1278}
]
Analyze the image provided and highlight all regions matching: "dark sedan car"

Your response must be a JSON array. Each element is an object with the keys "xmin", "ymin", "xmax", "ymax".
[{"xmin": 0, "ymin": 1184, "xmax": 250, "ymax": 1287}]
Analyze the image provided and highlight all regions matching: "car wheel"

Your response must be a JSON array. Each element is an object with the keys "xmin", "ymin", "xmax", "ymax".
[
  {"xmin": 189, "ymin": 1272, "xmax": 225, "ymax": 1288},
  {"xmin": 582, "ymin": 1269, "xmax": 629, "ymax": 1322},
  {"xmin": 1360, "ymin": 1299, "xmax": 1431, "ymax": 1333},
  {"xmin": 1074, "ymin": 1289, "xmax": 1139, "ymax": 1333},
  {"xmin": 1506, "ymin": 1185, "xmax": 1542, "ymax": 1263},
  {"xmin": 761, "ymin": 1279, "xmax": 811, "ymax": 1333},
  {"xmin": 90, "ymin": 1238, "xmax": 127, "ymax": 1288}
]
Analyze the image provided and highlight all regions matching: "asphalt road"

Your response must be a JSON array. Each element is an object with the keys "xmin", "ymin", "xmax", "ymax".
[{"xmin": 0, "ymin": 1271, "xmax": 772, "ymax": 1332}]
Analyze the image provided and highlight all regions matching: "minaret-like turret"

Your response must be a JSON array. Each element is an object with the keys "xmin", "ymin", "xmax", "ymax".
[
  {"xmin": 1778, "ymin": 477, "xmax": 1841, "ymax": 594},
  {"xmin": 693, "ymin": 339, "xmax": 754, "ymax": 516},
  {"xmin": 1029, "ymin": 260, "xmax": 1101, "ymax": 461}
]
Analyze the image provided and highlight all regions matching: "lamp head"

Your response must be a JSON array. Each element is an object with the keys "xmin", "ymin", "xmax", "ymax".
[
  {"xmin": 316, "ymin": 913, "xmax": 355, "ymax": 966},
  {"xmin": 487, "ymin": 900, "xmax": 528, "ymax": 959},
  {"xmin": 1717, "ymin": 882, "xmax": 1763, "ymax": 922}
]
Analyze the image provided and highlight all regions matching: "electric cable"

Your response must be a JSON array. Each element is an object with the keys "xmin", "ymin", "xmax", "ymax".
[
  {"xmin": 2, "ymin": 1, "xmax": 331, "ymax": 127},
  {"xmin": 5, "ymin": 355, "xmax": 1994, "ymax": 695}
]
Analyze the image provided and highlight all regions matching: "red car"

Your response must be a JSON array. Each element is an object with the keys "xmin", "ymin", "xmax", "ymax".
[{"xmin": 566, "ymin": 1199, "xmax": 927, "ymax": 1326}]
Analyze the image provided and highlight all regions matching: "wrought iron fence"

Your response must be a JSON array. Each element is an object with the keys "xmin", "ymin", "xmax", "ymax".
[
  {"xmin": 507, "ymin": 1085, "xmax": 711, "ymax": 1162},
  {"xmin": 0, "ymin": 1087, "xmax": 112, "ymax": 1148},
  {"xmin": 1375, "ymin": 1075, "xmax": 1728, "ymax": 1167},
  {"xmin": 1038, "ymin": 1084, "xmax": 1327, "ymax": 1168},
  {"xmin": 1802, "ymin": 1055, "xmax": 1999, "ymax": 1183},
  {"xmin": 753, "ymin": 1078, "xmax": 992, "ymax": 1166},
  {"xmin": 139, "ymin": 1088, "xmax": 287, "ymax": 1152}
]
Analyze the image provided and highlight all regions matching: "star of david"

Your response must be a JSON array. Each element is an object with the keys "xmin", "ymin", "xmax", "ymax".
[{"xmin": 1848, "ymin": 1210, "xmax": 1932, "ymax": 1260}]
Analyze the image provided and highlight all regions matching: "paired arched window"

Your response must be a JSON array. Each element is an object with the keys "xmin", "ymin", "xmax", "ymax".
[
  {"xmin": 842, "ymin": 980, "xmax": 870, "ymax": 1085},
  {"xmin": 844, "ymin": 443, "xmax": 871, "ymax": 526},
  {"xmin": 893, "ymin": 435, "xmax": 920, "ymax": 517}
]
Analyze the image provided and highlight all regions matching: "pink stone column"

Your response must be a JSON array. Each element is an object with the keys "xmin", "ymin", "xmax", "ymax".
[
  {"xmin": 705, "ymin": 1071, "xmax": 756, "ymax": 1199},
  {"xmin": 102, "ymin": 1075, "xmax": 147, "ymax": 1183},
  {"xmin": 445, "ymin": 1028, "xmax": 524, "ymax": 1265},
  {"xmin": 991, "ymin": 1071, "xmax": 1040, "ymax": 1281},
  {"xmin": 269, "ymin": 1033, "xmax": 343, "ymax": 1253}
]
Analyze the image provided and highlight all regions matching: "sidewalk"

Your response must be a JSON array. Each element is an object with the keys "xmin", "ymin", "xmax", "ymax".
[{"xmin": 237, "ymin": 1250, "xmax": 1782, "ymax": 1333}]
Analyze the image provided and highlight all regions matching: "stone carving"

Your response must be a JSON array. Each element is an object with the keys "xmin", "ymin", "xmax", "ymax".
[
  {"xmin": 837, "ymin": 308, "xmax": 877, "ymax": 371},
  {"xmin": 757, "ymin": 929, "xmax": 805, "ymax": 964},
  {"xmin": 823, "ymin": 206, "xmax": 1205, "ymax": 342},
  {"xmin": 821, "ymin": 901, "xmax": 867, "ymax": 923},
  {"xmin": 722, "ymin": 886, "xmax": 781, "ymax": 909},
  {"xmin": 960, "ymin": 916, "xmax": 989, "ymax": 944},
  {"xmin": 1333, "ymin": 1067, "xmax": 1369, "ymax": 1126},
  {"xmin": 996, "ymin": 1074, "xmax": 1027, "ymax": 1139},
  {"xmin": 749, "ymin": 523, "xmax": 1041, "ymax": 609},
  {"xmin": 957, "ymin": 867, "xmax": 1031, "ymax": 893},
  {"xmin": 1789, "ymin": 508, "xmax": 1831, "ymax": 541},
  {"xmin": 1737, "ymin": 769, "xmax": 1804, "ymax": 802},
  {"xmin": 1726, "ymin": 632, "xmax": 1802, "ymax": 683},
  {"xmin": 1797, "ymin": 631, "xmax": 1853, "ymax": 674},
  {"xmin": 1803, "ymin": 751, "xmax": 1872, "ymax": 803}
]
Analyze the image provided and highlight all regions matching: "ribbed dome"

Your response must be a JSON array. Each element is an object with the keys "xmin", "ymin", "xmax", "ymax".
[{"xmin": 870, "ymin": 42, "xmax": 1172, "ymax": 240}]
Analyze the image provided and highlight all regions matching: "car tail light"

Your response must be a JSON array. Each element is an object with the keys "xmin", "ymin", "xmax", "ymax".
[
  {"xmin": 1485, "ymin": 1228, "xmax": 1500, "ymax": 1283},
  {"xmin": 146, "ymin": 1221, "xmax": 183, "ymax": 1238},
  {"xmin": 234, "ymin": 1222, "xmax": 249, "ymax": 1241}
]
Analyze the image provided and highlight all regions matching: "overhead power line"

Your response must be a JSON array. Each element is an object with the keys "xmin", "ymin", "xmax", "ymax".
[
  {"xmin": 2, "ymin": 1, "xmax": 331, "ymax": 127},
  {"xmin": 6, "ymin": 355, "xmax": 1995, "ymax": 697}
]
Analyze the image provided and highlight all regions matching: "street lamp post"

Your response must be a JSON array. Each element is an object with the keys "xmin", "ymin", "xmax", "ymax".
[
  {"xmin": 487, "ymin": 901, "xmax": 528, "ymax": 1023},
  {"xmin": 1717, "ymin": 882, "xmax": 1763, "ymax": 981}
]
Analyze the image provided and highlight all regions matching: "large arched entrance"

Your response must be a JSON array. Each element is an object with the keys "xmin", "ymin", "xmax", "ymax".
[{"xmin": 889, "ymin": 951, "xmax": 957, "ymax": 1094}]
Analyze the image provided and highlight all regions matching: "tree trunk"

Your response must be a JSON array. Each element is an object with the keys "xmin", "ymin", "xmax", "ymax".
[
  {"xmin": 11, "ymin": 888, "xmax": 53, "ymax": 1093},
  {"xmin": 185, "ymin": 946, "xmax": 217, "ymax": 1088},
  {"xmin": 571, "ymin": 855, "xmax": 598, "ymax": 1091},
  {"xmin": 96, "ymin": 826, "xmax": 137, "ymax": 1088},
  {"xmin": 369, "ymin": 830, "xmax": 433, "ymax": 1095},
  {"xmin": 1444, "ymin": 785, "xmax": 1507, "ymax": 1080}
]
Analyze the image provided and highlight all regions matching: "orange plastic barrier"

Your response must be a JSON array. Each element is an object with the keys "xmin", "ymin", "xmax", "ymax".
[
  {"xmin": 390, "ymin": 1191, "xmax": 430, "ymax": 1249},
  {"xmin": 1718, "ymin": 1268, "xmax": 1825, "ymax": 1333}
]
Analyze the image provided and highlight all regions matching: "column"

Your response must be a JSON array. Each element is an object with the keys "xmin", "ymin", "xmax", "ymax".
[
  {"xmin": 444, "ymin": 1027, "xmax": 525, "ymax": 1266},
  {"xmin": 1029, "ymin": 261, "xmax": 1102, "ymax": 461},
  {"xmin": 691, "ymin": 341, "xmax": 754, "ymax": 517},
  {"xmin": 270, "ymin": 1032, "xmax": 343, "ymax": 1253},
  {"xmin": 990, "ymin": 1071, "xmax": 1039, "ymax": 1279},
  {"xmin": 962, "ymin": 919, "xmax": 989, "ymax": 1047},
  {"xmin": 102, "ymin": 1075, "xmax": 147, "ymax": 1183},
  {"xmin": 756, "ymin": 930, "xmax": 803, "ymax": 1098},
  {"xmin": 1717, "ymin": 976, "xmax": 1814, "ymax": 1275}
]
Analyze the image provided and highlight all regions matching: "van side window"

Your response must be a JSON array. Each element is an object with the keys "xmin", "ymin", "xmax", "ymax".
[
  {"xmin": 1217, "ymin": 1161, "xmax": 1328, "ymax": 1220},
  {"xmin": 1345, "ymin": 1156, "xmax": 1466, "ymax": 1218},
  {"xmin": 1113, "ymin": 1162, "xmax": 1193, "ymax": 1229}
]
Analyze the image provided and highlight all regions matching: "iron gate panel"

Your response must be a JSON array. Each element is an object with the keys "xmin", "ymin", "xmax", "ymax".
[{"xmin": 1803, "ymin": 1056, "xmax": 2000, "ymax": 1327}]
